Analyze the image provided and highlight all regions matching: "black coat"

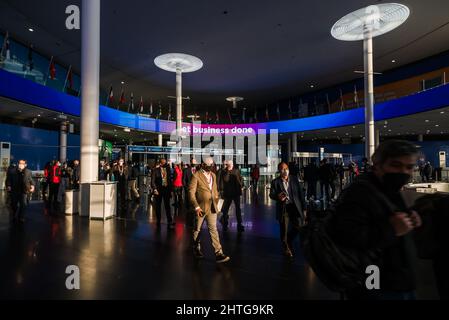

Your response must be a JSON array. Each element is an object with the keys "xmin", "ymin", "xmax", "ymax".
[
  {"xmin": 218, "ymin": 168, "xmax": 243, "ymax": 198},
  {"xmin": 151, "ymin": 166, "xmax": 172, "ymax": 192},
  {"xmin": 269, "ymin": 176, "xmax": 306, "ymax": 223},
  {"xmin": 6, "ymin": 168, "xmax": 34, "ymax": 195},
  {"xmin": 182, "ymin": 166, "xmax": 199, "ymax": 188},
  {"xmin": 328, "ymin": 173, "xmax": 417, "ymax": 292}
]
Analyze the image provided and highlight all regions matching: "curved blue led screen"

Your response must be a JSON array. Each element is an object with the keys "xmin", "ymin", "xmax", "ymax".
[{"xmin": 1, "ymin": 69, "xmax": 448, "ymax": 135}]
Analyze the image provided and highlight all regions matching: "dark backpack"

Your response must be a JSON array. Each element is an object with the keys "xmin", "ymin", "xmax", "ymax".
[
  {"xmin": 300, "ymin": 210, "xmax": 367, "ymax": 293},
  {"xmin": 301, "ymin": 180, "xmax": 394, "ymax": 293}
]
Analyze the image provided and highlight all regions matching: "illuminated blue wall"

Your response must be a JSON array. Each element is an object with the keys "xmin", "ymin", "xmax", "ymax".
[{"xmin": 0, "ymin": 123, "xmax": 80, "ymax": 170}]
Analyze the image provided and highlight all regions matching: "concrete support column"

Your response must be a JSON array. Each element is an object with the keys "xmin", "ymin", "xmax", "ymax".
[
  {"xmin": 375, "ymin": 128, "xmax": 380, "ymax": 150},
  {"xmin": 176, "ymin": 69, "xmax": 182, "ymax": 136},
  {"xmin": 292, "ymin": 133, "xmax": 298, "ymax": 154},
  {"xmin": 59, "ymin": 122, "xmax": 68, "ymax": 163},
  {"xmin": 158, "ymin": 134, "xmax": 163, "ymax": 147},
  {"xmin": 364, "ymin": 31, "xmax": 376, "ymax": 160},
  {"xmin": 80, "ymin": 0, "xmax": 101, "ymax": 183}
]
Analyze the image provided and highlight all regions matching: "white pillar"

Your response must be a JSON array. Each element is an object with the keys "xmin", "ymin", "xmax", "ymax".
[
  {"xmin": 375, "ymin": 128, "xmax": 380, "ymax": 150},
  {"xmin": 59, "ymin": 122, "xmax": 68, "ymax": 163},
  {"xmin": 80, "ymin": 0, "xmax": 101, "ymax": 183},
  {"xmin": 158, "ymin": 134, "xmax": 163, "ymax": 147},
  {"xmin": 292, "ymin": 133, "xmax": 298, "ymax": 153},
  {"xmin": 176, "ymin": 68, "xmax": 182, "ymax": 136},
  {"xmin": 287, "ymin": 138, "xmax": 292, "ymax": 162},
  {"xmin": 363, "ymin": 31, "xmax": 375, "ymax": 160}
]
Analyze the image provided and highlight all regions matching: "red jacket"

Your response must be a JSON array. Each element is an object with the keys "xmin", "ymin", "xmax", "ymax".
[
  {"xmin": 173, "ymin": 167, "xmax": 183, "ymax": 188},
  {"xmin": 51, "ymin": 165, "xmax": 61, "ymax": 184}
]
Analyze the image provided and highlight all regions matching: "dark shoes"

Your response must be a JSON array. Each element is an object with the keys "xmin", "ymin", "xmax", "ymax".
[
  {"xmin": 216, "ymin": 253, "xmax": 230, "ymax": 264},
  {"xmin": 283, "ymin": 247, "xmax": 294, "ymax": 259},
  {"xmin": 219, "ymin": 216, "xmax": 228, "ymax": 231},
  {"xmin": 193, "ymin": 246, "xmax": 204, "ymax": 259}
]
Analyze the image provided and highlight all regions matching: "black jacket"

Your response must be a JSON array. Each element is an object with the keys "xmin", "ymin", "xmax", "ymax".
[
  {"xmin": 6, "ymin": 168, "xmax": 34, "ymax": 195},
  {"xmin": 329, "ymin": 173, "xmax": 417, "ymax": 292},
  {"xmin": 269, "ymin": 176, "xmax": 306, "ymax": 223},
  {"xmin": 218, "ymin": 168, "xmax": 243, "ymax": 198},
  {"xmin": 182, "ymin": 166, "xmax": 199, "ymax": 188},
  {"xmin": 303, "ymin": 164, "xmax": 319, "ymax": 182},
  {"xmin": 151, "ymin": 166, "xmax": 172, "ymax": 192}
]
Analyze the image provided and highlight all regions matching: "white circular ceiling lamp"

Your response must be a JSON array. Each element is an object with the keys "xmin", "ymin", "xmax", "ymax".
[
  {"xmin": 331, "ymin": 3, "xmax": 410, "ymax": 41},
  {"xmin": 331, "ymin": 3, "xmax": 410, "ymax": 160}
]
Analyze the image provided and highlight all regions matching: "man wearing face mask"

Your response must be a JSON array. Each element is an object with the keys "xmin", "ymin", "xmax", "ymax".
[
  {"xmin": 5, "ymin": 159, "xmax": 34, "ymax": 223},
  {"xmin": 269, "ymin": 162, "xmax": 307, "ymax": 258},
  {"xmin": 329, "ymin": 140, "xmax": 422, "ymax": 300},
  {"xmin": 218, "ymin": 160, "xmax": 244, "ymax": 232},
  {"xmin": 189, "ymin": 157, "xmax": 230, "ymax": 263},
  {"xmin": 113, "ymin": 158, "xmax": 128, "ymax": 210},
  {"xmin": 151, "ymin": 158, "xmax": 174, "ymax": 229}
]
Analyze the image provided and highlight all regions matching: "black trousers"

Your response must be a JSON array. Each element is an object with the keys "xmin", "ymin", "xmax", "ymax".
[
  {"xmin": 279, "ymin": 204, "xmax": 301, "ymax": 250},
  {"xmin": 221, "ymin": 196, "xmax": 243, "ymax": 225},
  {"xmin": 173, "ymin": 187, "xmax": 183, "ymax": 208},
  {"xmin": 48, "ymin": 183, "xmax": 59, "ymax": 206},
  {"xmin": 154, "ymin": 188, "xmax": 172, "ymax": 224},
  {"xmin": 10, "ymin": 193, "xmax": 28, "ymax": 219},
  {"xmin": 306, "ymin": 181, "xmax": 317, "ymax": 199}
]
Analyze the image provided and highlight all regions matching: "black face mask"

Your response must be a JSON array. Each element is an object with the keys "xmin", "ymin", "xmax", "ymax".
[
  {"xmin": 203, "ymin": 165, "xmax": 212, "ymax": 172},
  {"xmin": 382, "ymin": 172, "xmax": 411, "ymax": 191}
]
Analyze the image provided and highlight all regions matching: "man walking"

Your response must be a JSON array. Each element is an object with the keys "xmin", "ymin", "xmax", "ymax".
[
  {"xmin": 189, "ymin": 157, "xmax": 230, "ymax": 263},
  {"xmin": 5, "ymin": 159, "xmax": 35, "ymax": 223}
]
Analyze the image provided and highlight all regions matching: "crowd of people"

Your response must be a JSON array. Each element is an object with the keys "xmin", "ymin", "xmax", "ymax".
[{"xmin": 3, "ymin": 140, "xmax": 448, "ymax": 299}]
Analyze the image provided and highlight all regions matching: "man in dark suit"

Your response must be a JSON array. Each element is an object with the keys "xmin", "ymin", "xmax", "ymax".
[
  {"xmin": 182, "ymin": 158, "xmax": 199, "ymax": 227},
  {"xmin": 151, "ymin": 158, "xmax": 174, "ymax": 229},
  {"xmin": 5, "ymin": 159, "xmax": 35, "ymax": 223},
  {"xmin": 269, "ymin": 162, "xmax": 307, "ymax": 258},
  {"xmin": 218, "ymin": 160, "xmax": 245, "ymax": 232}
]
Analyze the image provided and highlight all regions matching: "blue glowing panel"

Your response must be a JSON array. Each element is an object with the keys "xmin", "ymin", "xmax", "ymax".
[{"xmin": 1, "ymin": 69, "xmax": 448, "ymax": 135}]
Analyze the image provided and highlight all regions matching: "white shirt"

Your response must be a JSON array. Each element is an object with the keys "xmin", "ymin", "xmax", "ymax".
[{"xmin": 282, "ymin": 177, "xmax": 291, "ymax": 204}]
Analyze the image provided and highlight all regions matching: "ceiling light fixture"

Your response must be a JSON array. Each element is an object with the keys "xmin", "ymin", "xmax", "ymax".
[{"xmin": 28, "ymin": 28, "xmax": 34, "ymax": 32}]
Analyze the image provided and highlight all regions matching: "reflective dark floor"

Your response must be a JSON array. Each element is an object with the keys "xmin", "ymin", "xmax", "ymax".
[{"xmin": 0, "ymin": 185, "xmax": 439, "ymax": 300}]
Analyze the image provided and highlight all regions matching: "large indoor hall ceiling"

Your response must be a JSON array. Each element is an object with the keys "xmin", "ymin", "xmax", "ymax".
[{"xmin": 1, "ymin": 0, "xmax": 449, "ymax": 112}]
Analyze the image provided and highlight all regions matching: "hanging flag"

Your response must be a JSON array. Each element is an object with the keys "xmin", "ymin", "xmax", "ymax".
[
  {"xmin": 215, "ymin": 110, "xmax": 220, "ymax": 124},
  {"xmin": 340, "ymin": 89, "xmax": 345, "ymax": 111},
  {"xmin": 227, "ymin": 108, "xmax": 233, "ymax": 124},
  {"xmin": 354, "ymin": 85, "xmax": 359, "ymax": 108},
  {"xmin": 49, "ymin": 57, "xmax": 56, "ymax": 80},
  {"xmin": 158, "ymin": 102, "xmax": 162, "ymax": 119},
  {"xmin": 44, "ymin": 56, "xmax": 56, "ymax": 85},
  {"xmin": 63, "ymin": 65, "xmax": 73, "ymax": 92},
  {"xmin": 129, "ymin": 93, "xmax": 134, "ymax": 112},
  {"xmin": 205, "ymin": 111, "xmax": 209, "ymax": 124},
  {"xmin": 67, "ymin": 66, "xmax": 73, "ymax": 89},
  {"xmin": 167, "ymin": 104, "xmax": 172, "ymax": 121},
  {"xmin": 139, "ymin": 96, "xmax": 144, "ymax": 113},
  {"xmin": 288, "ymin": 101, "xmax": 293, "ymax": 119},
  {"xmin": 149, "ymin": 101, "xmax": 153, "ymax": 116},
  {"xmin": 276, "ymin": 104, "xmax": 280, "ymax": 120},
  {"xmin": 27, "ymin": 44, "xmax": 34, "ymax": 71},
  {"xmin": 107, "ymin": 86, "xmax": 114, "ymax": 106},
  {"xmin": 119, "ymin": 88, "xmax": 125, "ymax": 105},
  {"xmin": 1, "ymin": 31, "xmax": 10, "ymax": 60}
]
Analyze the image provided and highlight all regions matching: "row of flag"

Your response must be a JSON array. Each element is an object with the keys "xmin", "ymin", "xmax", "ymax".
[{"xmin": 1, "ymin": 30, "xmax": 364, "ymax": 123}]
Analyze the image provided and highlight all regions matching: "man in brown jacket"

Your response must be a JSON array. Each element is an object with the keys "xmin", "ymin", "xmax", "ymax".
[{"xmin": 189, "ymin": 157, "xmax": 230, "ymax": 263}]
